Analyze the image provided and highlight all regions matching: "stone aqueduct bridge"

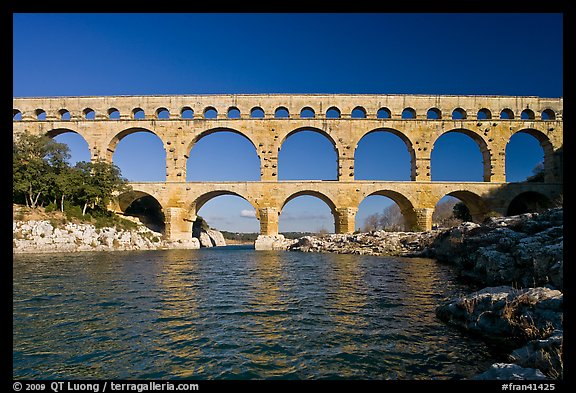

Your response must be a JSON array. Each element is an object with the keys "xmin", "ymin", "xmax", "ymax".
[{"xmin": 13, "ymin": 94, "xmax": 563, "ymax": 242}]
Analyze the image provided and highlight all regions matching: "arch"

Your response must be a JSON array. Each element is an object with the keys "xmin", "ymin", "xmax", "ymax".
[
  {"xmin": 108, "ymin": 108, "xmax": 120, "ymax": 120},
  {"xmin": 13, "ymin": 109, "xmax": 22, "ymax": 121},
  {"xmin": 507, "ymin": 191, "xmax": 551, "ymax": 216},
  {"xmin": 477, "ymin": 108, "xmax": 492, "ymax": 120},
  {"xmin": 186, "ymin": 126, "xmax": 259, "ymax": 158},
  {"xmin": 300, "ymin": 107, "xmax": 315, "ymax": 118},
  {"xmin": 427, "ymin": 108, "xmax": 442, "ymax": 119},
  {"xmin": 204, "ymin": 106, "xmax": 218, "ymax": 119},
  {"xmin": 500, "ymin": 108, "xmax": 514, "ymax": 120},
  {"xmin": 156, "ymin": 107, "xmax": 170, "ymax": 119},
  {"xmin": 190, "ymin": 190, "xmax": 258, "ymax": 219},
  {"xmin": 227, "ymin": 106, "xmax": 241, "ymax": 119},
  {"xmin": 351, "ymin": 106, "xmax": 366, "ymax": 119},
  {"xmin": 278, "ymin": 127, "xmax": 339, "ymax": 180},
  {"xmin": 181, "ymin": 106, "xmax": 194, "ymax": 119},
  {"xmin": 541, "ymin": 109, "xmax": 556, "ymax": 120},
  {"xmin": 45, "ymin": 128, "xmax": 92, "ymax": 165},
  {"xmin": 521, "ymin": 109, "xmax": 535, "ymax": 120},
  {"xmin": 431, "ymin": 128, "xmax": 490, "ymax": 181},
  {"xmin": 452, "ymin": 108, "xmax": 467, "ymax": 120},
  {"xmin": 377, "ymin": 107, "xmax": 391, "ymax": 119},
  {"xmin": 83, "ymin": 108, "xmax": 95, "ymax": 120},
  {"xmin": 58, "ymin": 109, "xmax": 71, "ymax": 121},
  {"xmin": 116, "ymin": 190, "xmax": 165, "ymax": 233},
  {"xmin": 275, "ymin": 106, "xmax": 289, "ymax": 118},
  {"xmin": 357, "ymin": 190, "xmax": 417, "ymax": 231},
  {"xmin": 280, "ymin": 191, "xmax": 337, "ymax": 233},
  {"xmin": 35, "ymin": 109, "xmax": 46, "ymax": 120},
  {"xmin": 402, "ymin": 107, "xmax": 416, "ymax": 119},
  {"xmin": 250, "ymin": 107, "xmax": 265, "ymax": 118},
  {"xmin": 186, "ymin": 128, "xmax": 260, "ymax": 181},
  {"xmin": 354, "ymin": 128, "xmax": 414, "ymax": 180},
  {"xmin": 326, "ymin": 106, "xmax": 341, "ymax": 119},
  {"xmin": 110, "ymin": 128, "xmax": 166, "ymax": 181},
  {"xmin": 505, "ymin": 128, "xmax": 552, "ymax": 182},
  {"xmin": 132, "ymin": 107, "xmax": 145, "ymax": 119},
  {"xmin": 435, "ymin": 190, "xmax": 488, "ymax": 224}
]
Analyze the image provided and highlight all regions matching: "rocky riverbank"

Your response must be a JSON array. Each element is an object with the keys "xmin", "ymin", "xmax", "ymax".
[
  {"xmin": 12, "ymin": 206, "xmax": 227, "ymax": 253},
  {"xmin": 286, "ymin": 208, "xmax": 563, "ymax": 379}
]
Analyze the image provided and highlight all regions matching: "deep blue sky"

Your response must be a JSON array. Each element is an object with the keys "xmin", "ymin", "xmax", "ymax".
[{"xmin": 13, "ymin": 13, "xmax": 563, "ymax": 233}]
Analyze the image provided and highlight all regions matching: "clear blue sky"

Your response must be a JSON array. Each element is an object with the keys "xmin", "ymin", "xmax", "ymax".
[{"xmin": 13, "ymin": 13, "xmax": 563, "ymax": 233}]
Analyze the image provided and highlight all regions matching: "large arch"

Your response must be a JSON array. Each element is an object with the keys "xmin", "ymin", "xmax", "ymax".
[
  {"xmin": 354, "ymin": 128, "xmax": 414, "ymax": 180},
  {"xmin": 431, "ymin": 128, "xmax": 491, "ymax": 182},
  {"xmin": 506, "ymin": 128, "xmax": 555, "ymax": 183},
  {"xmin": 114, "ymin": 190, "xmax": 166, "ymax": 233},
  {"xmin": 433, "ymin": 190, "xmax": 489, "ymax": 224},
  {"xmin": 108, "ymin": 127, "xmax": 166, "ymax": 181},
  {"xmin": 356, "ymin": 190, "xmax": 417, "ymax": 231},
  {"xmin": 278, "ymin": 127, "xmax": 340, "ymax": 181},
  {"xmin": 507, "ymin": 191, "xmax": 552, "ymax": 216},
  {"xmin": 280, "ymin": 190, "xmax": 337, "ymax": 233},
  {"xmin": 191, "ymin": 191, "xmax": 260, "ymax": 233},
  {"xmin": 45, "ymin": 128, "xmax": 92, "ymax": 165},
  {"xmin": 186, "ymin": 127, "xmax": 261, "ymax": 181}
]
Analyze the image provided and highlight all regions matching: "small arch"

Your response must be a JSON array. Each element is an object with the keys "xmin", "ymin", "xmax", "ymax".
[
  {"xmin": 58, "ymin": 109, "xmax": 71, "ymax": 121},
  {"xmin": 300, "ymin": 107, "xmax": 315, "ymax": 118},
  {"xmin": 377, "ymin": 107, "xmax": 391, "ymax": 119},
  {"xmin": 204, "ymin": 106, "xmax": 218, "ymax": 119},
  {"xmin": 477, "ymin": 108, "xmax": 492, "ymax": 120},
  {"xmin": 156, "ymin": 107, "xmax": 170, "ymax": 119},
  {"xmin": 427, "ymin": 108, "xmax": 442, "ymax": 120},
  {"xmin": 541, "ymin": 109, "xmax": 556, "ymax": 120},
  {"xmin": 13, "ymin": 109, "xmax": 22, "ymax": 121},
  {"xmin": 227, "ymin": 106, "xmax": 241, "ymax": 119},
  {"xmin": 35, "ymin": 109, "xmax": 46, "ymax": 120},
  {"xmin": 108, "ymin": 108, "xmax": 120, "ymax": 120},
  {"xmin": 250, "ymin": 107, "xmax": 265, "ymax": 118},
  {"xmin": 181, "ymin": 107, "xmax": 194, "ymax": 119},
  {"xmin": 326, "ymin": 106, "xmax": 341, "ymax": 119},
  {"xmin": 521, "ymin": 109, "xmax": 535, "ymax": 120},
  {"xmin": 132, "ymin": 108, "xmax": 145, "ymax": 120},
  {"xmin": 507, "ymin": 191, "xmax": 551, "ymax": 216},
  {"xmin": 275, "ymin": 106, "xmax": 290, "ymax": 118},
  {"xmin": 402, "ymin": 107, "xmax": 416, "ymax": 119},
  {"xmin": 83, "ymin": 108, "xmax": 95, "ymax": 120},
  {"xmin": 351, "ymin": 106, "xmax": 366, "ymax": 119},
  {"xmin": 452, "ymin": 108, "xmax": 467, "ymax": 120},
  {"xmin": 500, "ymin": 108, "xmax": 514, "ymax": 120}
]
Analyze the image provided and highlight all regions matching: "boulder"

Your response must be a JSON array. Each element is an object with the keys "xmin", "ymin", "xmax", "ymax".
[{"xmin": 471, "ymin": 363, "xmax": 548, "ymax": 380}]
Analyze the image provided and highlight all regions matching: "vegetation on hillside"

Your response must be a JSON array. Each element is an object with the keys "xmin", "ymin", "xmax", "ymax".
[{"xmin": 13, "ymin": 131, "xmax": 133, "ymax": 227}]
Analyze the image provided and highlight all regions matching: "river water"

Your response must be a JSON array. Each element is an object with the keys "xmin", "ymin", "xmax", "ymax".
[{"xmin": 13, "ymin": 246, "xmax": 504, "ymax": 380}]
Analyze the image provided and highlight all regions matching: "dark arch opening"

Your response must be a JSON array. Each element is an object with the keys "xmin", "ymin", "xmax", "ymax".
[
  {"xmin": 156, "ymin": 108, "xmax": 170, "ymax": 119},
  {"xmin": 278, "ymin": 128, "xmax": 338, "ymax": 180},
  {"xmin": 132, "ymin": 108, "xmax": 145, "ymax": 120},
  {"xmin": 83, "ymin": 108, "xmax": 95, "ymax": 120},
  {"xmin": 13, "ymin": 109, "xmax": 22, "ymax": 121},
  {"xmin": 452, "ymin": 108, "xmax": 467, "ymax": 120},
  {"xmin": 507, "ymin": 192, "xmax": 551, "ymax": 216},
  {"xmin": 123, "ymin": 194, "xmax": 165, "ymax": 233},
  {"xmin": 227, "ymin": 107, "xmax": 241, "ymax": 119},
  {"xmin": 108, "ymin": 108, "xmax": 120, "ymax": 120},
  {"xmin": 500, "ymin": 108, "xmax": 514, "ymax": 120},
  {"xmin": 181, "ymin": 107, "xmax": 194, "ymax": 119},
  {"xmin": 204, "ymin": 107, "xmax": 217, "ymax": 119},
  {"xmin": 541, "ymin": 109, "xmax": 556, "ymax": 120},
  {"xmin": 35, "ymin": 109, "xmax": 46, "ymax": 120},
  {"xmin": 59, "ymin": 109, "xmax": 71, "ymax": 121},
  {"xmin": 300, "ymin": 107, "xmax": 315, "ymax": 118}
]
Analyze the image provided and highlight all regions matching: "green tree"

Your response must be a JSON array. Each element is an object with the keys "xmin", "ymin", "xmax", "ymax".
[{"xmin": 13, "ymin": 131, "xmax": 70, "ymax": 208}]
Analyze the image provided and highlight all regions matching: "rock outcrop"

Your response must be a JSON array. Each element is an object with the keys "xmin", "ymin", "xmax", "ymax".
[
  {"xmin": 428, "ymin": 208, "xmax": 563, "ymax": 290},
  {"xmin": 13, "ymin": 220, "xmax": 200, "ymax": 253},
  {"xmin": 254, "ymin": 234, "xmax": 296, "ymax": 250},
  {"xmin": 471, "ymin": 363, "xmax": 548, "ymax": 380}
]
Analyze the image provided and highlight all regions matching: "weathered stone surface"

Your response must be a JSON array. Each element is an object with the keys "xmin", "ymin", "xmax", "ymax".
[
  {"xmin": 206, "ymin": 229, "xmax": 226, "ymax": 247},
  {"xmin": 510, "ymin": 329, "xmax": 563, "ymax": 379},
  {"xmin": 254, "ymin": 234, "xmax": 295, "ymax": 250},
  {"xmin": 436, "ymin": 286, "xmax": 562, "ymax": 344},
  {"xmin": 13, "ymin": 95, "xmax": 563, "ymax": 241},
  {"xmin": 428, "ymin": 208, "xmax": 563, "ymax": 290},
  {"xmin": 471, "ymin": 363, "xmax": 548, "ymax": 380}
]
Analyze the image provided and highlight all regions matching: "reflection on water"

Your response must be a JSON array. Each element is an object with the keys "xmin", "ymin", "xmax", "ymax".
[{"xmin": 13, "ymin": 248, "xmax": 501, "ymax": 379}]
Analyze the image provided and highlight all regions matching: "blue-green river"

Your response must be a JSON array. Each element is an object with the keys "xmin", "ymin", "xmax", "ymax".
[{"xmin": 13, "ymin": 246, "xmax": 504, "ymax": 379}]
